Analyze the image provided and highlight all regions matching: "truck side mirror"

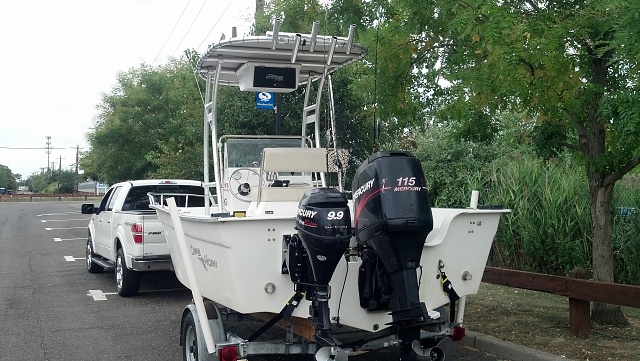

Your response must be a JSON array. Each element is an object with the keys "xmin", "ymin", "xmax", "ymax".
[{"xmin": 81, "ymin": 204, "xmax": 97, "ymax": 214}]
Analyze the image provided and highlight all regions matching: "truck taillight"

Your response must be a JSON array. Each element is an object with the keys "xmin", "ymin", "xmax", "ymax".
[
  {"xmin": 131, "ymin": 223, "xmax": 143, "ymax": 244},
  {"xmin": 219, "ymin": 345, "xmax": 237, "ymax": 361}
]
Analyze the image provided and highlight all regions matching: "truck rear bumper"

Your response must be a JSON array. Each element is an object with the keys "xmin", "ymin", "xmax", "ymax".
[{"xmin": 129, "ymin": 256, "xmax": 173, "ymax": 272}]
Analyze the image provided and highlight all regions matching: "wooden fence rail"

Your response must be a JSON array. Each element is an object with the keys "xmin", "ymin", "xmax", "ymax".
[
  {"xmin": 482, "ymin": 266, "xmax": 640, "ymax": 337},
  {"xmin": 0, "ymin": 193, "xmax": 101, "ymax": 202}
]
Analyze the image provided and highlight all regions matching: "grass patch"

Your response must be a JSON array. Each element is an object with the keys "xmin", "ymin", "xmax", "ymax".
[{"xmin": 465, "ymin": 283, "xmax": 640, "ymax": 360}]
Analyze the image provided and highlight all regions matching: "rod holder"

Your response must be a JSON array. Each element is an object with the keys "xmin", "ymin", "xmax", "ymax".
[
  {"xmin": 271, "ymin": 18, "xmax": 281, "ymax": 50},
  {"xmin": 310, "ymin": 21, "xmax": 319, "ymax": 52},
  {"xmin": 346, "ymin": 24, "xmax": 356, "ymax": 54},
  {"xmin": 326, "ymin": 37, "xmax": 337, "ymax": 66},
  {"xmin": 291, "ymin": 34, "xmax": 301, "ymax": 63}
]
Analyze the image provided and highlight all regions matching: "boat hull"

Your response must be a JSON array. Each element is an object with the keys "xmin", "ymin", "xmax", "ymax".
[{"xmin": 154, "ymin": 205, "xmax": 507, "ymax": 333}]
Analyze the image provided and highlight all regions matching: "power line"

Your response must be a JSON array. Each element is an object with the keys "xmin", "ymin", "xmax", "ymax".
[
  {"xmin": 153, "ymin": 0, "xmax": 192, "ymax": 63},
  {"xmin": 196, "ymin": 0, "xmax": 235, "ymax": 51},
  {"xmin": 189, "ymin": 0, "xmax": 234, "ymax": 105},
  {"xmin": 171, "ymin": 0, "xmax": 208, "ymax": 57}
]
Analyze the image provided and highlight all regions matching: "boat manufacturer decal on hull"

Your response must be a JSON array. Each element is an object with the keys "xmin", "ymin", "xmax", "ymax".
[{"xmin": 190, "ymin": 244, "xmax": 218, "ymax": 271}]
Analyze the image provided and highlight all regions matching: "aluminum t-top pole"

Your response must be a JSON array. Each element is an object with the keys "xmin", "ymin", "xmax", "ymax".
[
  {"xmin": 203, "ymin": 72, "xmax": 212, "ymax": 215},
  {"xmin": 210, "ymin": 57, "xmax": 224, "ymax": 213}
]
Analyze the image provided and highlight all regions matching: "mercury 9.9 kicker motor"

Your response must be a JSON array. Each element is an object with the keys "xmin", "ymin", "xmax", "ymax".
[
  {"xmin": 293, "ymin": 188, "xmax": 352, "ymax": 347},
  {"xmin": 352, "ymin": 151, "xmax": 435, "ymax": 358}
]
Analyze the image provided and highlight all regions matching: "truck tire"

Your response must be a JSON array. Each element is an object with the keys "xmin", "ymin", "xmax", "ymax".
[
  {"xmin": 86, "ymin": 236, "xmax": 103, "ymax": 273},
  {"xmin": 116, "ymin": 247, "xmax": 140, "ymax": 297}
]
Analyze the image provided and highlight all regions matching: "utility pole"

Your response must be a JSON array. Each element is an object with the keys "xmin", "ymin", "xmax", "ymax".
[
  {"xmin": 45, "ymin": 136, "xmax": 52, "ymax": 172},
  {"xmin": 75, "ymin": 145, "xmax": 79, "ymax": 194},
  {"xmin": 57, "ymin": 155, "xmax": 65, "ymax": 194}
]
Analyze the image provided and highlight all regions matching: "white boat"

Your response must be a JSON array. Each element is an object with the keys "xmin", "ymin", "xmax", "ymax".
[{"xmin": 150, "ymin": 19, "xmax": 509, "ymax": 361}]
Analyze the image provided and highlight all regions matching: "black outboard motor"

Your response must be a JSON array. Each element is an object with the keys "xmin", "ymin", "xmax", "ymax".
[
  {"xmin": 296, "ymin": 188, "xmax": 352, "ymax": 346},
  {"xmin": 352, "ymin": 151, "xmax": 434, "ymax": 355}
]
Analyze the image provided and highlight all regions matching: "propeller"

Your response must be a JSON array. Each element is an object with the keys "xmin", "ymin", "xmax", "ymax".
[
  {"xmin": 410, "ymin": 337, "xmax": 452, "ymax": 361},
  {"xmin": 315, "ymin": 346, "xmax": 348, "ymax": 361}
]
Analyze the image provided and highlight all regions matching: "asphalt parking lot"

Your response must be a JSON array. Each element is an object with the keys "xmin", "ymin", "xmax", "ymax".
[{"xmin": 0, "ymin": 201, "xmax": 512, "ymax": 361}]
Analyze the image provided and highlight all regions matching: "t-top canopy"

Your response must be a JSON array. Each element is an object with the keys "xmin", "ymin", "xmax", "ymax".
[{"xmin": 196, "ymin": 23, "xmax": 367, "ymax": 89}]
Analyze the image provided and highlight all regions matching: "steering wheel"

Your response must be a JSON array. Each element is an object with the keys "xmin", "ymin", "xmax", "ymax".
[{"xmin": 229, "ymin": 168, "xmax": 261, "ymax": 202}]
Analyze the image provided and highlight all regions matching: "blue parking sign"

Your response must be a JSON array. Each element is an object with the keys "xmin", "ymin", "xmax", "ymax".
[{"xmin": 256, "ymin": 92, "xmax": 275, "ymax": 110}]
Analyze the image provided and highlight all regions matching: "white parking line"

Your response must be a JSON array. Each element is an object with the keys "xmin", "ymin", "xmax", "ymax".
[
  {"xmin": 41, "ymin": 218, "xmax": 89, "ymax": 223},
  {"xmin": 54, "ymin": 237, "xmax": 85, "ymax": 242},
  {"xmin": 45, "ymin": 227, "xmax": 85, "ymax": 230},
  {"xmin": 37, "ymin": 212, "xmax": 78, "ymax": 217},
  {"xmin": 87, "ymin": 290, "xmax": 117, "ymax": 301},
  {"xmin": 64, "ymin": 256, "xmax": 84, "ymax": 261}
]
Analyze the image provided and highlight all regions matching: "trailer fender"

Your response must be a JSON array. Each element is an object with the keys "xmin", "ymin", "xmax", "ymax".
[{"xmin": 180, "ymin": 302, "xmax": 226, "ymax": 360}]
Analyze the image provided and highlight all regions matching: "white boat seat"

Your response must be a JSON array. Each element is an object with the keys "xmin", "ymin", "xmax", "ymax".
[
  {"xmin": 258, "ymin": 148, "xmax": 328, "ymax": 204},
  {"xmin": 259, "ymin": 186, "xmax": 313, "ymax": 202},
  {"xmin": 260, "ymin": 147, "xmax": 328, "ymax": 173}
]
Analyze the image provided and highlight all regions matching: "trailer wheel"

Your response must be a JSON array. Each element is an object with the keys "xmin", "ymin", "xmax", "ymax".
[
  {"xmin": 182, "ymin": 312, "xmax": 199, "ymax": 361},
  {"xmin": 86, "ymin": 236, "xmax": 103, "ymax": 273},
  {"xmin": 116, "ymin": 247, "xmax": 140, "ymax": 297}
]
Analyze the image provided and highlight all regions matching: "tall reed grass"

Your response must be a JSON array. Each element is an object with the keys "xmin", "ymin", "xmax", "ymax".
[
  {"xmin": 416, "ymin": 134, "xmax": 640, "ymax": 284},
  {"xmin": 484, "ymin": 153, "xmax": 592, "ymax": 275},
  {"xmin": 611, "ymin": 179, "xmax": 640, "ymax": 285}
]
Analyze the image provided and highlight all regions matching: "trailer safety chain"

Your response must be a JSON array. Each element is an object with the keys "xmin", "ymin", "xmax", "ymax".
[
  {"xmin": 247, "ymin": 291, "xmax": 306, "ymax": 342},
  {"xmin": 438, "ymin": 260, "xmax": 460, "ymax": 322}
]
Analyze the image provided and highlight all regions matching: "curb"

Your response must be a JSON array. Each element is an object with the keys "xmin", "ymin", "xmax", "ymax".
[{"xmin": 461, "ymin": 331, "xmax": 572, "ymax": 361}]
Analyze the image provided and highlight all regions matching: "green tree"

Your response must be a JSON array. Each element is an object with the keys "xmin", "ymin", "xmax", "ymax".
[
  {"xmin": 255, "ymin": 0, "xmax": 376, "ymax": 184},
  {"xmin": 24, "ymin": 170, "xmax": 76, "ymax": 194},
  {"xmin": 25, "ymin": 172, "xmax": 50, "ymax": 194},
  {"xmin": 349, "ymin": 0, "xmax": 640, "ymax": 325},
  {"xmin": 82, "ymin": 55, "xmax": 205, "ymax": 184},
  {"xmin": 0, "ymin": 165, "xmax": 18, "ymax": 191}
]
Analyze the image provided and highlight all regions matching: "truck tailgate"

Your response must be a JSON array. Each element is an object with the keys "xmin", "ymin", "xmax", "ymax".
[{"xmin": 140, "ymin": 213, "xmax": 169, "ymax": 257}]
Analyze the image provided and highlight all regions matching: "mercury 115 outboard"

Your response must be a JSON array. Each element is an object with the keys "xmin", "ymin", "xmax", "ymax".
[{"xmin": 352, "ymin": 151, "xmax": 436, "ymax": 358}]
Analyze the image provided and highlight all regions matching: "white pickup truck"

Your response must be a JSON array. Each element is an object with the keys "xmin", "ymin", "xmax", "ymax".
[{"xmin": 81, "ymin": 179, "xmax": 206, "ymax": 296}]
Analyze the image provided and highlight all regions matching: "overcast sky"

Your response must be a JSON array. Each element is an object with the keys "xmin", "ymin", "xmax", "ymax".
[{"xmin": 0, "ymin": 0, "xmax": 254, "ymax": 179}]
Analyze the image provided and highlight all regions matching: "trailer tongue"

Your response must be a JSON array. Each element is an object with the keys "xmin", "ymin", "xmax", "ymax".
[{"xmin": 151, "ymin": 19, "xmax": 509, "ymax": 361}]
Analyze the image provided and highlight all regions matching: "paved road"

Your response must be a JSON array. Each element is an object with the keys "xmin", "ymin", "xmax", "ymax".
[{"xmin": 0, "ymin": 201, "xmax": 509, "ymax": 361}]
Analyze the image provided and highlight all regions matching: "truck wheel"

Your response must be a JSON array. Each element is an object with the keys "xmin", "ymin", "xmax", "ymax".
[
  {"xmin": 116, "ymin": 247, "xmax": 140, "ymax": 297},
  {"xmin": 182, "ymin": 311, "xmax": 199, "ymax": 361},
  {"xmin": 86, "ymin": 236, "xmax": 103, "ymax": 273}
]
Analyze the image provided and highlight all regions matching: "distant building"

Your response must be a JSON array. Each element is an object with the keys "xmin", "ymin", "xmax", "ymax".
[{"xmin": 78, "ymin": 181, "xmax": 109, "ymax": 195}]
